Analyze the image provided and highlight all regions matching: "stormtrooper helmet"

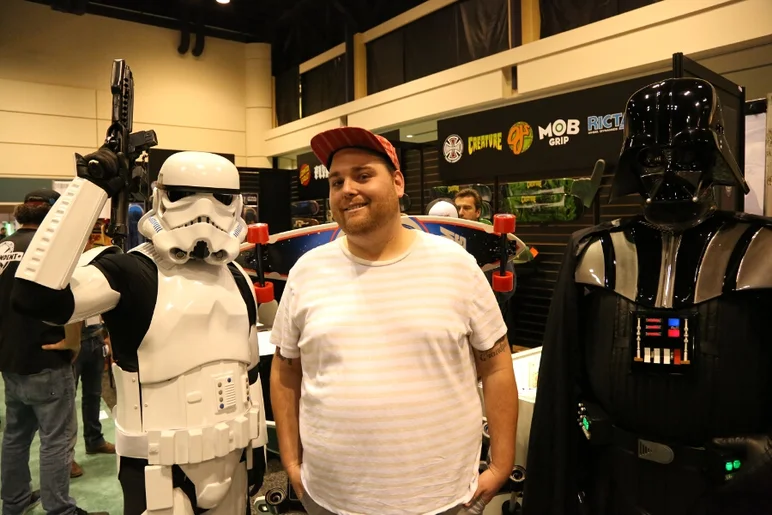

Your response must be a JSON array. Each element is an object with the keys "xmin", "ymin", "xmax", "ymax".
[{"xmin": 138, "ymin": 151, "xmax": 246, "ymax": 265}]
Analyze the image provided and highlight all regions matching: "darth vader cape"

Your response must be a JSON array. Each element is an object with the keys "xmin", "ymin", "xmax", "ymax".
[{"xmin": 520, "ymin": 219, "xmax": 629, "ymax": 515}]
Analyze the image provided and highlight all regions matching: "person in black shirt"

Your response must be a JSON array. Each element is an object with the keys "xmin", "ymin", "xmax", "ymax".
[{"xmin": 0, "ymin": 189, "xmax": 106, "ymax": 515}]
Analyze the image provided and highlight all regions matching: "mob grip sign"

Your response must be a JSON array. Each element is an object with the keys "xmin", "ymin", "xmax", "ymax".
[{"xmin": 537, "ymin": 119, "xmax": 580, "ymax": 147}]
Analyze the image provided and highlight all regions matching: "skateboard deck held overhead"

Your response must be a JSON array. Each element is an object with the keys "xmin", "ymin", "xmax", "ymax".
[{"xmin": 239, "ymin": 215, "xmax": 535, "ymax": 281}]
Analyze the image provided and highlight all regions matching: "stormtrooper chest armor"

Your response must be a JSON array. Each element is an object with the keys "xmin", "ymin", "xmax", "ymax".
[{"xmin": 131, "ymin": 244, "xmax": 252, "ymax": 433}]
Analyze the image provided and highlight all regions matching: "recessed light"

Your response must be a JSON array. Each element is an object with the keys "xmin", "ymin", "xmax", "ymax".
[
  {"xmin": 216, "ymin": 0, "xmax": 230, "ymax": 4},
  {"xmin": 406, "ymin": 134, "xmax": 413, "ymax": 138}
]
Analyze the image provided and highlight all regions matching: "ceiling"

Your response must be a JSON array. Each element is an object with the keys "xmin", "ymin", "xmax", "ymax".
[{"xmin": 27, "ymin": 0, "xmax": 426, "ymax": 72}]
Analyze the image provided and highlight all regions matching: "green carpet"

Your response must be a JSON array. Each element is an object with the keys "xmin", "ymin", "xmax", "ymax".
[{"xmin": 0, "ymin": 375, "xmax": 124, "ymax": 515}]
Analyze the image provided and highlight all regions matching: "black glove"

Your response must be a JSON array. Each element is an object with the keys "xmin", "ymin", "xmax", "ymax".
[
  {"xmin": 712, "ymin": 433, "xmax": 772, "ymax": 493},
  {"xmin": 75, "ymin": 145, "xmax": 128, "ymax": 198}
]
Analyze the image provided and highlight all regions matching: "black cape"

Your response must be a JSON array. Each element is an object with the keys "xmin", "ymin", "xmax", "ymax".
[{"xmin": 520, "ymin": 219, "xmax": 626, "ymax": 515}]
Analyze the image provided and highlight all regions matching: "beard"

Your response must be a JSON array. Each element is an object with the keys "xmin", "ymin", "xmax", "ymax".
[{"xmin": 333, "ymin": 190, "xmax": 401, "ymax": 236}]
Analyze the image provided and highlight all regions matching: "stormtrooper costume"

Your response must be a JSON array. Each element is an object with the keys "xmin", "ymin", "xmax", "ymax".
[{"xmin": 13, "ymin": 148, "xmax": 267, "ymax": 515}]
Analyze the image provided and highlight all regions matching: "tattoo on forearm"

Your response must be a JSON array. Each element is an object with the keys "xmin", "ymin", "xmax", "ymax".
[
  {"xmin": 278, "ymin": 354, "xmax": 293, "ymax": 366},
  {"xmin": 479, "ymin": 336, "xmax": 508, "ymax": 362}
]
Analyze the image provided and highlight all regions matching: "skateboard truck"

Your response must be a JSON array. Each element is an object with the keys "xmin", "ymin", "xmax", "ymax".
[
  {"xmin": 492, "ymin": 214, "xmax": 516, "ymax": 292},
  {"xmin": 247, "ymin": 224, "xmax": 275, "ymax": 304}
]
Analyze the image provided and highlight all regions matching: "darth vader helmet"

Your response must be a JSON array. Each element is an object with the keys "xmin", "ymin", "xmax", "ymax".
[{"xmin": 610, "ymin": 78, "xmax": 748, "ymax": 231}]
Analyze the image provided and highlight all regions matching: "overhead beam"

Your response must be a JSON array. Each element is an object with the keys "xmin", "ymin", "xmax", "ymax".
[{"xmin": 299, "ymin": 43, "xmax": 346, "ymax": 74}]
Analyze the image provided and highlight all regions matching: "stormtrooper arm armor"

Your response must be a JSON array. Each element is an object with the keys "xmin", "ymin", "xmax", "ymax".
[{"xmin": 13, "ymin": 178, "xmax": 121, "ymax": 325}]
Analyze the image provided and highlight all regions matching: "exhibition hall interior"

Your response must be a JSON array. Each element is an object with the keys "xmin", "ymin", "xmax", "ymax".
[{"xmin": 1, "ymin": 0, "xmax": 771, "ymax": 514}]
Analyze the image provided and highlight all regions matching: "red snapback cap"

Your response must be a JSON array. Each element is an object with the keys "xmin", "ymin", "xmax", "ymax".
[{"xmin": 310, "ymin": 127, "xmax": 400, "ymax": 171}]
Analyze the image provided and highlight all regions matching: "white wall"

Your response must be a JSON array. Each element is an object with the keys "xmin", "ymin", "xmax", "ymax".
[
  {"xmin": 264, "ymin": 0, "xmax": 772, "ymax": 157},
  {"xmin": 0, "ymin": 0, "xmax": 271, "ymax": 179}
]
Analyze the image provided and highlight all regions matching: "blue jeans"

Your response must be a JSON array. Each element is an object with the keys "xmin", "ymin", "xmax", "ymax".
[
  {"xmin": 73, "ymin": 335, "xmax": 106, "ymax": 451},
  {"xmin": 1, "ymin": 366, "xmax": 78, "ymax": 515}
]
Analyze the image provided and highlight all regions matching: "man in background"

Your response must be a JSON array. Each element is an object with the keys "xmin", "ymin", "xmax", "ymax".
[
  {"xmin": 70, "ymin": 238, "xmax": 116, "ymax": 478},
  {"xmin": 454, "ymin": 189, "xmax": 516, "ymax": 313},
  {"xmin": 0, "ymin": 189, "xmax": 104, "ymax": 515},
  {"xmin": 454, "ymin": 188, "xmax": 484, "ymax": 222}
]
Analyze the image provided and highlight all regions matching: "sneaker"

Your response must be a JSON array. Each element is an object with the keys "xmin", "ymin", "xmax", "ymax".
[
  {"xmin": 75, "ymin": 508, "xmax": 109, "ymax": 515},
  {"xmin": 71, "ymin": 461, "xmax": 84, "ymax": 478},
  {"xmin": 22, "ymin": 490, "xmax": 41, "ymax": 514},
  {"xmin": 86, "ymin": 441, "xmax": 115, "ymax": 455}
]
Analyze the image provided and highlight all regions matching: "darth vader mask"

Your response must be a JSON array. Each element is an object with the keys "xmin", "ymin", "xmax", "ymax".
[{"xmin": 610, "ymin": 78, "xmax": 748, "ymax": 231}]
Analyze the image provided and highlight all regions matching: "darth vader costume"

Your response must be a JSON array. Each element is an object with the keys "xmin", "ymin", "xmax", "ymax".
[{"xmin": 522, "ymin": 78, "xmax": 772, "ymax": 515}]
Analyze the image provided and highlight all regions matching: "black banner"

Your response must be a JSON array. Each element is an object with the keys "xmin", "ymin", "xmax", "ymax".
[
  {"xmin": 437, "ymin": 72, "xmax": 669, "ymax": 182},
  {"xmin": 258, "ymin": 169, "xmax": 292, "ymax": 233},
  {"xmin": 296, "ymin": 151, "xmax": 330, "ymax": 201},
  {"xmin": 540, "ymin": 0, "xmax": 661, "ymax": 39}
]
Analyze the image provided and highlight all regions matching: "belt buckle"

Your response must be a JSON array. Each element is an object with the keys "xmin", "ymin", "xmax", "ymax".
[{"xmin": 637, "ymin": 438, "xmax": 674, "ymax": 464}]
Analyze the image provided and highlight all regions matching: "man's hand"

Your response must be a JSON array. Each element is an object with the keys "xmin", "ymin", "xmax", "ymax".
[
  {"xmin": 42, "ymin": 338, "xmax": 80, "ymax": 363},
  {"xmin": 43, "ymin": 322, "xmax": 82, "ymax": 363},
  {"xmin": 466, "ymin": 464, "xmax": 510, "ymax": 507},
  {"xmin": 473, "ymin": 334, "xmax": 518, "ymax": 506},
  {"xmin": 285, "ymin": 462, "xmax": 304, "ymax": 499},
  {"xmin": 104, "ymin": 334, "xmax": 114, "ymax": 363},
  {"xmin": 270, "ymin": 348, "xmax": 305, "ymax": 499}
]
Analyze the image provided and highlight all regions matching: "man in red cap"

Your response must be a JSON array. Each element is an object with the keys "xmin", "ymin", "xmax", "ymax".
[{"xmin": 270, "ymin": 127, "xmax": 519, "ymax": 515}]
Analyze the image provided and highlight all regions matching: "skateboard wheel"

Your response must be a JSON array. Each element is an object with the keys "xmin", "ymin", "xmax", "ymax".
[
  {"xmin": 510, "ymin": 465, "xmax": 526, "ymax": 483},
  {"xmin": 254, "ymin": 282, "xmax": 275, "ymax": 303},
  {"xmin": 247, "ymin": 223, "xmax": 269, "ymax": 245},
  {"xmin": 265, "ymin": 487, "xmax": 286, "ymax": 506},
  {"xmin": 492, "ymin": 271, "xmax": 514, "ymax": 292},
  {"xmin": 493, "ymin": 213, "xmax": 516, "ymax": 234}
]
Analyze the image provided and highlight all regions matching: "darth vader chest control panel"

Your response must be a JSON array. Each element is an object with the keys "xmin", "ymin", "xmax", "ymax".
[{"xmin": 630, "ymin": 311, "xmax": 697, "ymax": 372}]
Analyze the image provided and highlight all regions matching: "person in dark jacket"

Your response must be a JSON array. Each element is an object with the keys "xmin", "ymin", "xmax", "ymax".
[{"xmin": 0, "ymin": 189, "xmax": 106, "ymax": 515}]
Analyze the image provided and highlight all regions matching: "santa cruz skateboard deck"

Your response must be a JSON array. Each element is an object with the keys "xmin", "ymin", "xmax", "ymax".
[{"xmin": 239, "ymin": 215, "xmax": 535, "ymax": 302}]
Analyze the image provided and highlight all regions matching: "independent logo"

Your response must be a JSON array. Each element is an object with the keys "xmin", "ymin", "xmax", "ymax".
[{"xmin": 443, "ymin": 134, "xmax": 464, "ymax": 163}]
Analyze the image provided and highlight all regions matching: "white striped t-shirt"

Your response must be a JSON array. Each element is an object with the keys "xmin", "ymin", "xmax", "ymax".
[{"xmin": 271, "ymin": 230, "xmax": 507, "ymax": 515}]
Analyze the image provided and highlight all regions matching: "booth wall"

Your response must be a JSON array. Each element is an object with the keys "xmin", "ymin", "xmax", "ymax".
[
  {"xmin": 0, "ymin": 0, "xmax": 269, "ymax": 181},
  {"xmin": 263, "ymin": 0, "xmax": 772, "ymax": 157}
]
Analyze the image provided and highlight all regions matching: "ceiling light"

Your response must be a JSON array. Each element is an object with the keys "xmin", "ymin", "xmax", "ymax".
[
  {"xmin": 406, "ymin": 134, "xmax": 413, "ymax": 138},
  {"xmin": 216, "ymin": 0, "xmax": 230, "ymax": 4}
]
